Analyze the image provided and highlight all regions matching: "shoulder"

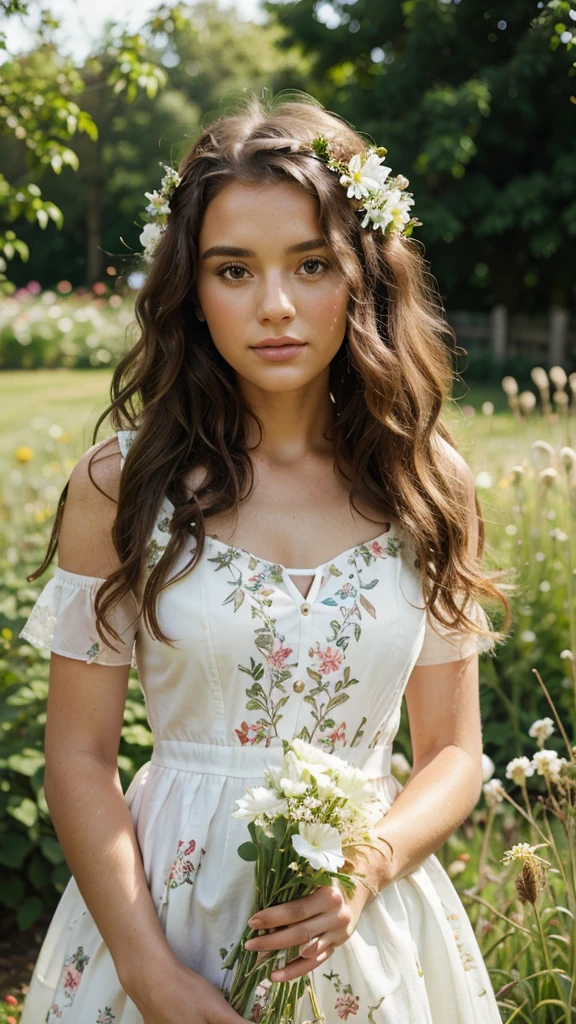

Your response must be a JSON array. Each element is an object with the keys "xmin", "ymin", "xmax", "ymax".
[
  {"xmin": 58, "ymin": 435, "xmax": 124, "ymax": 577},
  {"xmin": 67, "ymin": 435, "xmax": 123, "ymax": 505}
]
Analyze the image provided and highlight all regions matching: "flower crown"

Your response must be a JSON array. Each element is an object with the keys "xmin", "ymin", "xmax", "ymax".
[{"xmin": 138, "ymin": 136, "xmax": 420, "ymax": 262}]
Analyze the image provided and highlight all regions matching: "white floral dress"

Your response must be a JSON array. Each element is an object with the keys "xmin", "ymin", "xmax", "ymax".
[{"xmin": 18, "ymin": 428, "xmax": 502, "ymax": 1024}]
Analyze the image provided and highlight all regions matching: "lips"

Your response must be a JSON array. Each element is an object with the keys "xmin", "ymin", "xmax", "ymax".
[{"xmin": 251, "ymin": 337, "xmax": 305, "ymax": 348}]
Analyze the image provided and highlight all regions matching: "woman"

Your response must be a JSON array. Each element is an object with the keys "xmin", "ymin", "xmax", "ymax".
[{"xmin": 18, "ymin": 92, "xmax": 511, "ymax": 1023}]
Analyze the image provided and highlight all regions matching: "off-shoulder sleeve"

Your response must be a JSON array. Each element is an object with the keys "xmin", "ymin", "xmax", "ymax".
[
  {"xmin": 414, "ymin": 598, "xmax": 495, "ymax": 666},
  {"xmin": 19, "ymin": 567, "xmax": 140, "ymax": 666}
]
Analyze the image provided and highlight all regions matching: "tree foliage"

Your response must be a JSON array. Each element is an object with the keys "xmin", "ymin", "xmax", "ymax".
[{"xmin": 263, "ymin": 0, "xmax": 576, "ymax": 311}]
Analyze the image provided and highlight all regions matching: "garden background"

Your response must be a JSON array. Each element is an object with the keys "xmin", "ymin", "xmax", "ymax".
[{"xmin": 1, "ymin": 0, "xmax": 576, "ymax": 1020}]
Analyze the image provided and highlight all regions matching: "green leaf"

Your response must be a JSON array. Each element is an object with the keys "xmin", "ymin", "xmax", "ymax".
[
  {"xmin": 121, "ymin": 724, "xmax": 153, "ymax": 747},
  {"xmin": 17, "ymin": 895, "xmax": 44, "ymax": 931},
  {"xmin": 7, "ymin": 796, "xmax": 38, "ymax": 828},
  {"xmin": 0, "ymin": 873, "xmax": 26, "ymax": 908},
  {"xmin": 7, "ymin": 748, "xmax": 45, "ymax": 776},
  {"xmin": 39, "ymin": 836, "xmax": 64, "ymax": 865},
  {"xmin": 237, "ymin": 842, "xmax": 258, "ymax": 862},
  {"xmin": 28, "ymin": 853, "xmax": 51, "ymax": 891},
  {"xmin": 0, "ymin": 832, "xmax": 33, "ymax": 868}
]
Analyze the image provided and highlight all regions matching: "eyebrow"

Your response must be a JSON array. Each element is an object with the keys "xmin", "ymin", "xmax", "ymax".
[{"xmin": 201, "ymin": 237, "xmax": 329, "ymax": 260}]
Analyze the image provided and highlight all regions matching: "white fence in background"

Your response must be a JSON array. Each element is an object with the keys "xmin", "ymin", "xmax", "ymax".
[{"xmin": 446, "ymin": 305, "xmax": 575, "ymax": 366}]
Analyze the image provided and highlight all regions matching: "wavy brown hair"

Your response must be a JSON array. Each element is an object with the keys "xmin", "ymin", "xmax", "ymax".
[{"xmin": 29, "ymin": 90, "xmax": 514, "ymax": 656}]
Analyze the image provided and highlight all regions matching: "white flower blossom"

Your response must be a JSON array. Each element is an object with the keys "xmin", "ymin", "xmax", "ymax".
[
  {"xmin": 528, "ymin": 717, "xmax": 555, "ymax": 743},
  {"xmin": 531, "ymin": 749, "xmax": 567, "ymax": 783},
  {"xmin": 505, "ymin": 756, "xmax": 535, "ymax": 786},
  {"xmin": 231, "ymin": 786, "xmax": 288, "ymax": 822},
  {"xmin": 291, "ymin": 822, "xmax": 345, "ymax": 872},
  {"xmin": 482, "ymin": 753, "xmax": 495, "ymax": 782},
  {"xmin": 339, "ymin": 150, "xmax": 392, "ymax": 200},
  {"xmin": 483, "ymin": 779, "xmax": 505, "ymax": 807}
]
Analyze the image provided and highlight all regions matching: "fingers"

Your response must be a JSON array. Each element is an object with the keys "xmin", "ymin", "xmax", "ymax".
[
  {"xmin": 242, "ymin": 888, "xmax": 344, "ymax": 958},
  {"xmin": 248, "ymin": 884, "xmax": 343, "ymax": 932},
  {"xmin": 245, "ymin": 910, "xmax": 336, "ymax": 953},
  {"xmin": 270, "ymin": 943, "xmax": 335, "ymax": 983}
]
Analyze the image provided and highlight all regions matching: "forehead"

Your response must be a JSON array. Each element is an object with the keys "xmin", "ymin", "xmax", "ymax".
[{"xmin": 199, "ymin": 179, "xmax": 321, "ymax": 241}]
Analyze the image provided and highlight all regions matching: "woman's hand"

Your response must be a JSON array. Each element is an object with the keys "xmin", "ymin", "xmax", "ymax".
[
  {"xmin": 243, "ymin": 877, "xmax": 375, "ymax": 983},
  {"xmin": 127, "ymin": 958, "xmax": 245, "ymax": 1024}
]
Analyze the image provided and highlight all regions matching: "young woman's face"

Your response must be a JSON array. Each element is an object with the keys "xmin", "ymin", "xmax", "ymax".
[{"xmin": 194, "ymin": 179, "xmax": 349, "ymax": 395}]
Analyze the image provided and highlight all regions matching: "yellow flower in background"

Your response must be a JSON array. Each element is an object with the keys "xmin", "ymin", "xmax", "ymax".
[{"xmin": 15, "ymin": 446, "xmax": 34, "ymax": 463}]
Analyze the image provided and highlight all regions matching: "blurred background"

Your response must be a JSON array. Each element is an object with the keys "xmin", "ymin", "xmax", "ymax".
[{"xmin": 1, "ymin": 1, "xmax": 576, "ymax": 1021}]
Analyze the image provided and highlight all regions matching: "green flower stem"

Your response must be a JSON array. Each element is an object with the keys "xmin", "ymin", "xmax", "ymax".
[{"xmin": 531, "ymin": 899, "xmax": 570, "ymax": 1023}]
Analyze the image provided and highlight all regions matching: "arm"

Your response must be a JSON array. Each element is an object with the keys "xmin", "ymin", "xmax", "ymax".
[{"xmin": 42, "ymin": 439, "xmax": 183, "ymax": 1001}]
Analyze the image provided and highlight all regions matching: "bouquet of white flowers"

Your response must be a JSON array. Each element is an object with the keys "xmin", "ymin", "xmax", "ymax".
[{"xmin": 221, "ymin": 738, "xmax": 389, "ymax": 1023}]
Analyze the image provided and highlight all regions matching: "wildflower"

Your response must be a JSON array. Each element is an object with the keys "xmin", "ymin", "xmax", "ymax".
[
  {"xmin": 559, "ymin": 446, "xmax": 576, "ymax": 470},
  {"xmin": 532, "ymin": 749, "xmax": 567, "ymax": 783},
  {"xmin": 538, "ymin": 467, "xmax": 558, "ymax": 485},
  {"xmin": 530, "ymin": 367, "xmax": 549, "ymax": 390},
  {"xmin": 505, "ymin": 756, "xmax": 534, "ymax": 786},
  {"xmin": 481, "ymin": 753, "xmax": 495, "ymax": 782},
  {"xmin": 560, "ymin": 649, "xmax": 574, "ymax": 661},
  {"xmin": 518, "ymin": 391, "xmax": 536, "ymax": 413},
  {"xmin": 510, "ymin": 464, "xmax": 525, "ymax": 483},
  {"xmin": 501, "ymin": 376, "xmax": 519, "ymax": 396},
  {"xmin": 531, "ymin": 440, "xmax": 555, "ymax": 470},
  {"xmin": 475, "ymin": 471, "xmax": 493, "ymax": 489},
  {"xmin": 15, "ymin": 446, "xmax": 34, "ymax": 462},
  {"xmin": 520, "ymin": 630, "xmax": 536, "ymax": 643},
  {"xmin": 339, "ymin": 150, "xmax": 392, "ymax": 200},
  {"xmin": 481, "ymin": 402, "xmax": 494, "ymax": 416},
  {"xmin": 232, "ymin": 787, "xmax": 289, "ymax": 822},
  {"xmin": 528, "ymin": 717, "xmax": 555, "ymax": 744},
  {"xmin": 549, "ymin": 366, "xmax": 567, "ymax": 388},
  {"xmin": 501, "ymin": 842, "xmax": 551, "ymax": 905},
  {"xmin": 291, "ymin": 822, "xmax": 345, "ymax": 872},
  {"xmin": 483, "ymin": 779, "xmax": 505, "ymax": 807}
]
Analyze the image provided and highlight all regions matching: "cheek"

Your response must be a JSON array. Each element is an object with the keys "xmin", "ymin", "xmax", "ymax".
[{"xmin": 310, "ymin": 284, "xmax": 349, "ymax": 338}]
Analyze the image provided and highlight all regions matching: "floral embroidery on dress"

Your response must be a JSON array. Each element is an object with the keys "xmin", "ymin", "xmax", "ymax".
[
  {"xmin": 323, "ymin": 971, "xmax": 361, "ymax": 1019},
  {"xmin": 445, "ymin": 909, "xmax": 477, "ymax": 971},
  {"xmin": 165, "ymin": 839, "xmax": 206, "ymax": 889},
  {"xmin": 85, "ymin": 641, "xmax": 100, "ymax": 663},
  {"xmin": 298, "ymin": 534, "xmax": 404, "ymax": 751},
  {"xmin": 95, "ymin": 1009, "xmax": 115, "ymax": 1023},
  {"xmin": 213, "ymin": 532, "xmax": 403, "ymax": 754},
  {"xmin": 46, "ymin": 946, "xmax": 90, "ymax": 1021},
  {"xmin": 211, "ymin": 549, "xmax": 299, "ymax": 748}
]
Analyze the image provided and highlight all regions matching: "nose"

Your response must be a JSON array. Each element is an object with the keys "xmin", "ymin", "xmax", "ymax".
[{"xmin": 256, "ymin": 270, "xmax": 296, "ymax": 323}]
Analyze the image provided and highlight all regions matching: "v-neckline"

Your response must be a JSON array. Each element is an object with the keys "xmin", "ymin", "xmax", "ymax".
[{"xmin": 204, "ymin": 524, "xmax": 395, "ymax": 605}]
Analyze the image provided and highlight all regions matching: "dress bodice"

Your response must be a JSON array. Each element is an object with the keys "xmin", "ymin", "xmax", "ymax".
[{"xmin": 19, "ymin": 428, "xmax": 495, "ymax": 764}]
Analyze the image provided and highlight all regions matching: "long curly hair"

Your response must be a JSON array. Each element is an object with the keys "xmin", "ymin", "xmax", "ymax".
[{"xmin": 29, "ymin": 91, "xmax": 513, "ymax": 655}]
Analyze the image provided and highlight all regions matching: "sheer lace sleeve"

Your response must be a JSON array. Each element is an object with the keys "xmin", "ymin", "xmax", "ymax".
[
  {"xmin": 19, "ymin": 567, "xmax": 139, "ymax": 666},
  {"xmin": 414, "ymin": 598, "xmax": 495, "ymax": 666}
]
